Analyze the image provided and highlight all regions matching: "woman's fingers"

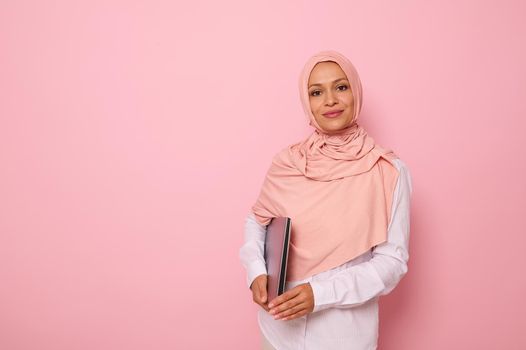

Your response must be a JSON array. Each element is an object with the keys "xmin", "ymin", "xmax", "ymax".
[
  {"xmin": 257, "ymin": 279, "xmax": 270, "ymax": 311},
  {"xmin": 269, "ymin": 294, "xmax": 304, "ymax": 317},
  {"xmin": 280, "ymin": 308, "xmax": 308, "ymax": 321},
  {"xmin": 268, "ymin": 285, "xmax": 305, "ymax": 314},
  {"xmin": 251, "ymin": 275, "xmax": 270, "ymax": 311},
  {"xmin": 258, "ymin": 279, "xmax": 267, "ymax": 304},
  {"xmin": 274, "ymin": 301, "xmax": 307, "ymax": 320},
  {"xmin": 268, "ymin": 283, "xmax": 314, "ymax": 320},
  {"xmin": 268, "ymin": 286, "xmax": 301, "ymax": 309},
  {"xmin": 252, "ymin": 278, "xmax": 313, "ymax": 317}
]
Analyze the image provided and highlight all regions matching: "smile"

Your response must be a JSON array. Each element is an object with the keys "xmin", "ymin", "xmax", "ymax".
[{"xmin": 322, "ymin": 110, "xmax": 344, "ymax": 118}]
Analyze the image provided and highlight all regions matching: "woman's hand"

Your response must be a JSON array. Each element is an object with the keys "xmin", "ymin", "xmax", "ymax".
[
  {"xmin": 250, "ymin": 274, "xmax": 270, "ymax": 312},
  {"xmin": 267, "ymin": 283, "xmax": 314, "ymax": 321}
]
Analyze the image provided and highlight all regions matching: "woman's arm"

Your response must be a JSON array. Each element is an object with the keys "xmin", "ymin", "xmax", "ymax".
[
  {"xmin": 309, "ymin": 158, "xmax": 413, "ymax": 312},
  {"xmin": 239, "ymin": 212, "xmax": 267, "ymax": 289}
]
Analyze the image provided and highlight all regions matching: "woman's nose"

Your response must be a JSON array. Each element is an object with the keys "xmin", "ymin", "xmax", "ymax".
[{"xmin": 325, "ymin": 91, "xmax": 337, "ymax": 105}]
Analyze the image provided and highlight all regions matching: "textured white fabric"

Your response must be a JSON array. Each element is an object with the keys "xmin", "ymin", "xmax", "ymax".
[
  {"xmin": 261, "ymin": 329, "xmax": 278, "ymax": 350},
  {"xmin": 239, "ymin": 158, "xmax": 413, "ymax": 350}
]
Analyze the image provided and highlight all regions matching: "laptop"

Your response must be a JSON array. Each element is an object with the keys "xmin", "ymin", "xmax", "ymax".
[{"xmin": 264, "ymin": 216, "xmax": 292, "ymax": 302}]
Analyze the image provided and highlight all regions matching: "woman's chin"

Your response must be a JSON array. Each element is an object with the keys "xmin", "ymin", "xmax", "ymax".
[{"xmin": 321, "ymin": 121, "xmax": 351, "ymax": 133}]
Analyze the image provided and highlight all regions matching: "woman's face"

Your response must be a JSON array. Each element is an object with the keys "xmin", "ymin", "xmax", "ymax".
[{"xmin": 307, "ymin": 61, "xmax": 355, "ymax": 134}]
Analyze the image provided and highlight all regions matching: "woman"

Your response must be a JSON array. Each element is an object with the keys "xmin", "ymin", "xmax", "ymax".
[{"xmin": 239, "ymin": 50, "xmax": 413, "ymax": 350}]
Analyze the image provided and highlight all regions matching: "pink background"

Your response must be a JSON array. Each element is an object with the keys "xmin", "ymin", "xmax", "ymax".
[{"xmin": 1, "ymin": 0, "xmax": 525, "ymax": 349}]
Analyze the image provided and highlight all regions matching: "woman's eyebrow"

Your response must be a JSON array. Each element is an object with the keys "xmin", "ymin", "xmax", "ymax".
[{"xmin": 308, "ymin": 78, "xmax": 348, "ymax": 88}]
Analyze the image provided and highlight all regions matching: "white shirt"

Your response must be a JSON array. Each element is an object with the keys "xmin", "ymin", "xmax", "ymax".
[{"xmin": 239, "ymin": 158, "xmax": 413, "ymax": 350}]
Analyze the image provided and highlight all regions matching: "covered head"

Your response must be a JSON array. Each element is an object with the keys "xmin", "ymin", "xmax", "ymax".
[{"xmin": 298, "ymin": 50, "xmax": 364, "ymax": 134}]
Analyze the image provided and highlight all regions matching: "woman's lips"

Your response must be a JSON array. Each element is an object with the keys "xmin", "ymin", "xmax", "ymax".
[{"xmin": 323, "ymin": 110, "xmax": 344, "ymax": 118}]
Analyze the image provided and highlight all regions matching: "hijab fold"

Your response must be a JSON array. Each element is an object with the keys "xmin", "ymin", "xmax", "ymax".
[{"xmin": 252, "ymin": 50, "xmax": 400, "ymax": 282}]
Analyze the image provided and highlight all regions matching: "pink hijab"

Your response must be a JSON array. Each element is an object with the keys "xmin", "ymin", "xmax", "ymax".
[{"xmin": 251, "ymin": 50, "xmax": 400, "ymax": 282}]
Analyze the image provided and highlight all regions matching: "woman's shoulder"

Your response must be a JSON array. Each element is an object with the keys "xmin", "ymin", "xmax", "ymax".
[
  {"xmin": 377, "ymin": 152, "xmax": 412, "ymax": 188},
  {"xmin": 391, "ymin": 157, "xmax": 410, "ymax": 172},
  {"xmin": 373, "ymin": 144, "xmax": 409, "ymax": 172},
  {"xmin": 390, "ymin": 157, "xmax": 413, "ymax": 195},
  {"xmin": 270, "ymin": 144, "xmax": 297, "ymax": 167}
]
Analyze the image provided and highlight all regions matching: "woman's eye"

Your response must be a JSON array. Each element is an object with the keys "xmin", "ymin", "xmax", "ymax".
[
  {"xmin": 310, "ymin": 90, "xmax": 321, "ymax": 96},
  {"xmin": 337, "ymin": 85, "xmax": 348, "ymax": 91}
]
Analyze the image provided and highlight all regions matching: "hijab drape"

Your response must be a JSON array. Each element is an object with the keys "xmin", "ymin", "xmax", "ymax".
[{"xmin": 251, "ymin": 50, "xmax": 400, "ymax": 281}]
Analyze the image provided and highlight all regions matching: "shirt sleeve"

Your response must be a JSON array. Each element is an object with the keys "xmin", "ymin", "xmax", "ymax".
[
  {"xmin": 309, "ymin": 158, "xmax": 413, "ymax": 313},
  {"xmin": 239, "ymin": 212, "xmax": 268, "ymax": 289}
]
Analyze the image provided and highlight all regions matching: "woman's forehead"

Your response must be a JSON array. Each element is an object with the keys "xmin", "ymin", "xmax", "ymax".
[{"xmin": 308, "ymin": 61, "xmax": 348, "ymax": 82}]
